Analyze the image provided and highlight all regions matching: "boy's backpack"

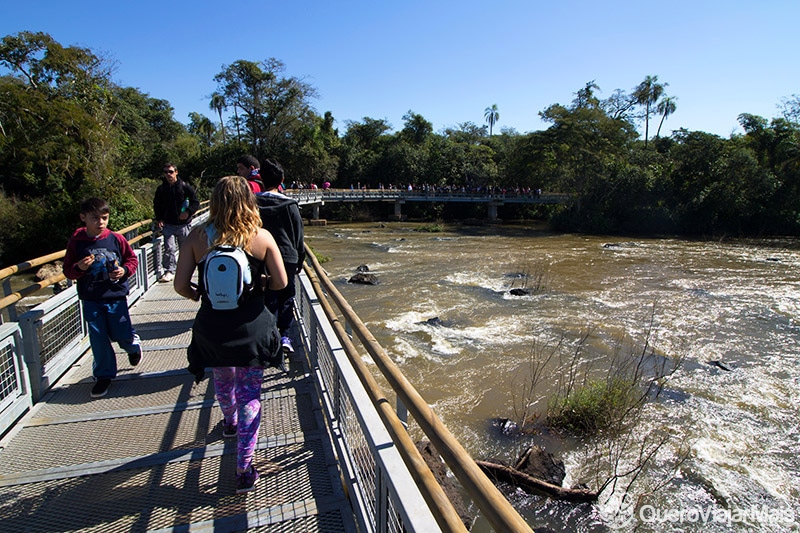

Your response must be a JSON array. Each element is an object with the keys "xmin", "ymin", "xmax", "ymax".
[{"xmin": 201, "ymin": 226, "xmax": 253, "ymax": 310}]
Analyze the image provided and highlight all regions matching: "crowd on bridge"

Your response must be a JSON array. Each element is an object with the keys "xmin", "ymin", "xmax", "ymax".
[{"xmin": 284, "ymin": 180, "xmax": 544, "ymax": 198}]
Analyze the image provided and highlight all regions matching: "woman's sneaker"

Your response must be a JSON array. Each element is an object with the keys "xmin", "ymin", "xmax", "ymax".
[
  {"xmin": 281, "ymin": 336, "xmax": 294, "ymax": 353},
  {"xmin": 235, "ymin": 466, "xmax": 260, "ymax": 494},
  {"xmin": 222, "ymin": 421, "xmax": 237, "ymax": 438}
]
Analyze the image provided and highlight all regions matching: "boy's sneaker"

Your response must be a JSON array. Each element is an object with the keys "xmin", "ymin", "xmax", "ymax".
[
  {"xmin": 128, "ymin": 335, "xmax": 143, "ymax": 366},
  {"xmin": 159, "ymin": 272, "xmax": 174, "ymax": 283},
  {"xmin": 90, "ymin": 378, "xmax": 112, "ymax": 398},
  {"xmin": 235, "ymin": 465, "xmax": 260, "ymax": 494},
  {"xmin": 281, "ymin": 336, "xmax": 294, "ymax": 353},
  {"xmin": 222, "ymin": 421, "xmax": 237, "ymax": 438}
]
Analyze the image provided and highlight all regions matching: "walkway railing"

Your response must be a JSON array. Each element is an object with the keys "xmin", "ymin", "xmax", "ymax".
[{"xmin": 0, "ymin": 211, "xmax": 534, "ymax": 532}]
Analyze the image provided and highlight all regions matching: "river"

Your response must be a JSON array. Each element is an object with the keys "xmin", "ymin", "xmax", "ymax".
[{"xmin": 304, "ymin": 221, "xmax": 800, "ymax": 532}]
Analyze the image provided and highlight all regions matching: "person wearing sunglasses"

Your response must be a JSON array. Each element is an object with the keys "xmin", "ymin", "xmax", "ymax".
[{"xmin": 153, "ymin": 163, "xmax": 200, "ymax": 282}]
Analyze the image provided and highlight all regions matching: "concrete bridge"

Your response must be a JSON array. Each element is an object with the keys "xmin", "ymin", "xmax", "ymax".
[{"xmin": 284, "ymin": 188, "xmax": 571, "ymax": 221}]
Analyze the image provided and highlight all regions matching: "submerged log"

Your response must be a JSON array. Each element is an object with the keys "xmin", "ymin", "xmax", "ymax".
[{"xmin": 475, "ymin": 459, "xmax": 599, "ymax": 503}]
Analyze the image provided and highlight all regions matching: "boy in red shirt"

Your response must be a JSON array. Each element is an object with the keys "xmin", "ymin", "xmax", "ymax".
[{"xmin": 63, "ymin": 198, "xmax": 142, "ymax": 398}]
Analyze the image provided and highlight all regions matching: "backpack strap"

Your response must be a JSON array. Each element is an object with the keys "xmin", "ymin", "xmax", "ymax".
[
  {"xmin": 198, "ymin": 224, "xmax": 218, "ymax": 265},
  {"xmin": 205, "ymin": 224, "xmax": 217, "ymax": 243}
]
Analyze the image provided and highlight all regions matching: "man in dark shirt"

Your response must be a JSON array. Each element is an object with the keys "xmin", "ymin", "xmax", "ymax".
[{"xmin": 153, "ymin": 163, "xmax": 199, "ymax": 282}]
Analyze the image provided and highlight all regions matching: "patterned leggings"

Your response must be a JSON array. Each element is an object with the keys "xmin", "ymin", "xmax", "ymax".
[{"xmin": 212, "ymin": 366, "xmax": 264, "ymax": 471}]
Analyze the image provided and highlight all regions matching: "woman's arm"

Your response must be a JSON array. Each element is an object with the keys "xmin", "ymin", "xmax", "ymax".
[{"xmin": 174, "ymin": 227, "xmax": 202, "ymax": 301}]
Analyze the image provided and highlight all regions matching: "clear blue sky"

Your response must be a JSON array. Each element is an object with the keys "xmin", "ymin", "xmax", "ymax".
[{"xmin": 3, "ymin": 1, "xmax": 798, "ymax": 138}]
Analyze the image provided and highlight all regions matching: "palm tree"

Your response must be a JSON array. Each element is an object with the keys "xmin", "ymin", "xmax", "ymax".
[
  {"xmin": 633, "ymin": 75, "xmax": 667, "ymax": 148},
  {"xmin": 484, "ymin": 104, "xmax": 499, "ymax": 136},
  {"xmin": 655, "ymin": 96, "xmax": 677, "ymax": 139},
  {"xmin": 209, "ymin": 92, "xmax": 227, "ymax": 142}
]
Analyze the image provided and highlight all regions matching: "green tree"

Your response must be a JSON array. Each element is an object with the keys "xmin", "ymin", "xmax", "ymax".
[
  {"xmin": 573, "ymin": 80, "xmax": 601, "ymax": 109},
  {"xmin": 633, "ymin": 75, "xmax": 667, "ymax": 148},
  {"xmin": 212, "ymin": 58, "xmax": 317, "ymax": 159},
  {"xmin": 484, "ymin": 104, "xmax": 499, "ymax": 136},
  {"xmin": 655, "ymin": 96, "xmax": 677, "ymax": 139},
  {"xmin": 209, "ymin": 92, "xmax": 227, "ymax": 142},
  {"xmin": 400, "ymin": 110, "xmax": 433, "ymax": 145},
  {"xmin": 337, "ymin": 117, "xmax": 392, "ymax": 186},
  {"xmin": 188, "ymin": 112, "xmax": 216, "ymax": 147},
  {"xmin": 442, "ymin": 122, "xmax": 487, "ymax": 144},
  {"xmin": 0, "ymin": 32, "xmax": 178, "ymax": 263},
  {"xmin": 282, "ymin": 112, "xmax": 340, "ymax": 185}
]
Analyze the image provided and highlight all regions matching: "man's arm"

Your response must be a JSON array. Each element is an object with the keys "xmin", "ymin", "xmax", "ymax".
[{"xmin": 291, "ymin": 203, "xmax": 306, "ymax": 269}]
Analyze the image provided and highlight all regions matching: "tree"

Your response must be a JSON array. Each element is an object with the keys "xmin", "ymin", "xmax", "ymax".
[
  {"xmin": 573, "ymin": 80, "xmax": 600, "ymax": 109},
  {"xmin": 0, "ymin": 32, "xmax": 179, "ymax": 263},
  {"xmin": 337, "ymin": 117, "xmax": 392, "ymax": 186},
  {"xmin": 400, "ymin": 110, "xmax": 433, "ymax": 145},
  {"xmin": 442, "ymin": 122, "xmax": 487, "ymax": 144},
  {"xmin": 209, "ymin": 92, "xmax": 226, "ymax": 142},
  {"xmin": 188, "ymin": 112, "xmax": 216, "ymax": 147},
  {"xmin": 484, "ymin": 104, "xmax": 499, "ymax": 136},
  {"xmin": 212, "ymin": 58, "xmax": 318, "ymax": 159},
  {"xmin": 779, "ymin": 94, "xmax": 800, "ymax": 126},
  {"xmin": 655, "ymin": 96, "xmax": 677, "ymax": 139},
  {"xmin": 633, "ymin": 75, "xmax": 667, "ymax": 148},
  {"xmin": 602, "ymin": 88, "xmax": 638, "ymax": 121}
]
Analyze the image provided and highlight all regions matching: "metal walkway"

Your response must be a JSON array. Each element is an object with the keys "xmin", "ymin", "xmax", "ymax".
[{"xmin": 0, "ymin": 281, "xmax": 356, "ymax": 532}]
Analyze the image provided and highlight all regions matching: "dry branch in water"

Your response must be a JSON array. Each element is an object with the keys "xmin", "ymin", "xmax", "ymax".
[{"xmin": 476, "ymin": 460, "xmax": 598, "ymax": 503}]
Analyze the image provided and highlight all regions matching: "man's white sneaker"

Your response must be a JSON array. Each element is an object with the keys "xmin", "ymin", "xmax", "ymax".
[{"xmin": 159, "ymin": 272, "xmax": 174, "ymax": 283}]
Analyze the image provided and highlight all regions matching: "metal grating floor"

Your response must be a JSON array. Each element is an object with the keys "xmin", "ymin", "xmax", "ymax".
[{"xmin": 0, "ymin": 282, "xmax": 356, "ymax": 532}]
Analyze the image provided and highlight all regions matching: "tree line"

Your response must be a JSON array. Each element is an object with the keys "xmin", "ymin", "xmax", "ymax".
[{"xmin": 1, "ymin": 31, "xmax": 798, "ymax": 265}]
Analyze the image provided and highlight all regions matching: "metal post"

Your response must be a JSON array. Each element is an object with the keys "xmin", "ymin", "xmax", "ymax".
[
  {"xmin": 396, "ymin": 397, "xmax": 408, "ymax": 427},
  {"xmin": 1, "ymin": 279, "xmax": 16, "ymax": 323}
]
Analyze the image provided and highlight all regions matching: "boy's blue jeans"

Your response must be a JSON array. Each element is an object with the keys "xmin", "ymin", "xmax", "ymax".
[{"xmin": 83, "ymin": 299, "xmax": 138, "ymax": 379}]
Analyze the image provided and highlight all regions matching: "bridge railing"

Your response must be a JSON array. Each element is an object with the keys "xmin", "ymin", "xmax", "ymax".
[
  {"xmin": 296, "ymin": 267, "xmax": 448, "ymax": 532},
  {"xmin": 285, "ymin": 188, "xmax": 569, "ymax": 205}
]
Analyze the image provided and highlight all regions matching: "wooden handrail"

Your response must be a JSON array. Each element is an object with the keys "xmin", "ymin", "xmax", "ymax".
[
  {"xmin": 0, "ymin": 273, "xmax": 67, "ymax": 310},
  {"xmin": 0, "ymin": 250, "xmax": 68, "ymax": 281},
  {"xmin": 0, "ymin": 219, "xmax": 153, "ymax": 282},
  {"xmin": 304, "ymin": 243, "xmax": 534, "ymax": 533}
]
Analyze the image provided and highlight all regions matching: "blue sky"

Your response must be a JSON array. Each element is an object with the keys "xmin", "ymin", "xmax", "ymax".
[{"xmin": 3, "ymin": 1, "xmax": 799, "ymax": 138}]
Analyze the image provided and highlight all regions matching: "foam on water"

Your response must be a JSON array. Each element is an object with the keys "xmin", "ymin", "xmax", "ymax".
[{"xmin": 383, "ymin": 309, "xmax": 535, "ymax": 359}]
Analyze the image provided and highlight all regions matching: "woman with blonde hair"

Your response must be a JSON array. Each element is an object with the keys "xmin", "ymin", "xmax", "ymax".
[{"xmin": 175, "ymin": 175, "xmax": 288, "ymax": 494}]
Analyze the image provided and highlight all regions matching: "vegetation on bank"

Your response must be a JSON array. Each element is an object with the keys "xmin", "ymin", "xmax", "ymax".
[{"xmin": 2, "ymin": 31, "xmax": 799, "ymax": 265}]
